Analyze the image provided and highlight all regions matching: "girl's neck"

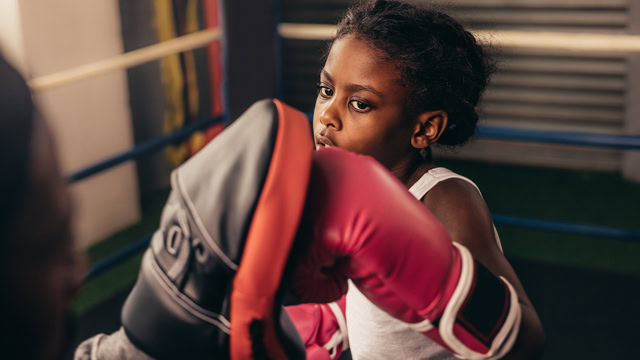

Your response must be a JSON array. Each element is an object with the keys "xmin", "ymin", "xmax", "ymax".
[{"xmin": 389, "ymin": 151, "xmax": 435, "ymax": 188}]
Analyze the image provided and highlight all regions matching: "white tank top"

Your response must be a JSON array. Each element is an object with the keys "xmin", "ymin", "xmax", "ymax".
[{"xmin": 346, "ymin": 167, "xmax": 502, "ymax": 360}]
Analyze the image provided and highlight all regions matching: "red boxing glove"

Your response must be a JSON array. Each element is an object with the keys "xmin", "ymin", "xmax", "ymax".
[
  {"xmin": 285, "ymin": 296, "xmax": 348, "ymax": 360},
  {"xmin": 291, "ymin": 148, "xmax": 521, "ymax": 359}
]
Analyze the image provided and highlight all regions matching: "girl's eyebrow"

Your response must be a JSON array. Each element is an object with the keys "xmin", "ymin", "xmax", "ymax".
[
  {"xmin": 321, "ymin": 69, "xmax": 383, "ymax": 98},
  {"xmin": 346, "ymin": 83, "xmax": 383, "ymax": 98},
  {"xmin": 321, "ymin": 69, "xmax": 334, "ymax": 82}
]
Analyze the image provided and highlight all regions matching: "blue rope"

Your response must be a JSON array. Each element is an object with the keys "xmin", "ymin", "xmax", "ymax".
[
  {"xmin": 73, "ymin": 114, "xmax": 639, "ymax": 185},
  {"xmin": 84, "ymin": 234, "xmax": 151, "ymax": 282},
  {"xmin": 68, "ymin": 115, "xmax": 223, "ymax": 183},
  {"xmin": 477, "ymin": 126, "xmax": 640, "ymax": 150},
  {"xmin": 304, "ymin": 113, "xmax": 640, "ymax": 150},
  {"xmin": 83, "ymin": 214, "xmax": 640, "ymax": 281},
  {"xmin": 493, "ymin": 214, "xmax": 640, "ymax": 240},
  {"xmin": 79, "ymin": 113, "xmax": 640, "ymax": 281}
]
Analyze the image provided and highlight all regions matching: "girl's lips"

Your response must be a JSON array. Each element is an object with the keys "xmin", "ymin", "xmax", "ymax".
[{"xmin": 316, "ymin": 135, "xmax": 336, "ymax": 148}]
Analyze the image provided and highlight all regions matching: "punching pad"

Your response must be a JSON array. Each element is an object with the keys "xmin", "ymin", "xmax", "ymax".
[{"xmin": 121, "ymin": 99, "xmax": 312, "ymax": 359}]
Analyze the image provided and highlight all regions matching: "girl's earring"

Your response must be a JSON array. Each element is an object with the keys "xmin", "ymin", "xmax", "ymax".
[{"xmin": 419, "ymin": 148, "xmax": 428, "ymax": 159}]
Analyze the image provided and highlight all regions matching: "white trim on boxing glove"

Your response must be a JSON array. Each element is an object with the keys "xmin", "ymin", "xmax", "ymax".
[
  {"xmin": 323, "ymin": 302, "xmax": 349, "ymax": 359},
  {"xmin": 407, "ymin": 318, "xmax": 434, "ymax": 333},
  {"xmin": 440, "ymin": 242, "xmax": 521, "ymax": 360},
  {"xmin": 323, "ymin": 331, "xmax": 343, "ymax": 359},
  {"xmin": 328, "ymin": 301, "xmax": 349, "ymax": 352},
  {"xmin": 486, "ymin": 278, "xmax": 522, "ymax": 360}
]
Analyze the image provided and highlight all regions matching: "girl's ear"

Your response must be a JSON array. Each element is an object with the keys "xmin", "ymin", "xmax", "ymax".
[{"xmin": 411, "ymin": 110, "xmax": 448, "ymax": 149}]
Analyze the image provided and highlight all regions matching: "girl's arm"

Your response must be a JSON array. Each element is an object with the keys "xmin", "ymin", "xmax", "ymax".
[{"xmin": 423, "ymin": 179, "xmax": 545, "ymax": 360}]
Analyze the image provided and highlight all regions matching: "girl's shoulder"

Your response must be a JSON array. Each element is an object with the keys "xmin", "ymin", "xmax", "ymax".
[
  {"xmin": 409, "ymin": 167, "xmax": 483, "ymax": 202},
  {"xmin": 420, "ymin": 168, "xmax": 487, "ymax": 214},
  {"xmin": 417, "ymin": 167, "xmax": 503, "ymax": 256}
]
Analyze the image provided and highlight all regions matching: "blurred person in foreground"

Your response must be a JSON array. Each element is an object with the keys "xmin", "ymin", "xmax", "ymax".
[{"xmin": 0, "ymin": 54, "xmax": 85, "ymax": 360}]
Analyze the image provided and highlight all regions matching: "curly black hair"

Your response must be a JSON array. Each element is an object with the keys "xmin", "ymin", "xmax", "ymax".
[{"xmin": 332, "ymin": 0, "xmax": 495, "ymax": 146}]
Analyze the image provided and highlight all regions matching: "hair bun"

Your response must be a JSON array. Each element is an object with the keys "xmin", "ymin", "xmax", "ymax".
[{"xmin": 437, "ymin": 100, "xmax": 478, "ymax": 146}]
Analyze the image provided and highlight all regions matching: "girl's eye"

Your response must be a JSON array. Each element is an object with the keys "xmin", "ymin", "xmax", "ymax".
[
  {"xmin": 316, "ymin": 84, "xmax": 334, "ymax": 98},
  {"xmin": 350, "ymin": 100, "xmax": 371, "ymax": 112}
]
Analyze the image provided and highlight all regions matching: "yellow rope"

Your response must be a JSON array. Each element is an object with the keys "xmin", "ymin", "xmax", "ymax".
[
  {"xmin": 154, "ymin": 0, "xmax": 187, "ymax": 166},
  {"xmin": 184, "ymin": 0, "xmax": 200, "ymax": 118},
  {"xmin": 184, "ymin": 0, "xmax": 208, "ymax": 156}
]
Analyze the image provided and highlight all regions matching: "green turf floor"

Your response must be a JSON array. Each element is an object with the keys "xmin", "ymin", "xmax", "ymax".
[
  {"xmin": 72, "ymin": 189, "xmax": 169, "ymax": 314},
  {"xmin": 72, "ymin": 159, "xmax": 640, "ymax": 314}
]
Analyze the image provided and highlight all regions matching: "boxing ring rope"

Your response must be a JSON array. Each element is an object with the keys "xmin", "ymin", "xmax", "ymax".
[
  {"xmin": 68, "ymin": 115, "xmax": 223, "ymax": 183},
  {"xmin": 69, "ymin": 118, "xmax": 640, "ymax": 185},
  {"xmin": 492, "ymin": 215, "xmax": 640, "ymax": 240},
  {"xmin": 28, "ymin": 28, "xmax": 220, "ymax": 92},
  {"xmin": 84, "ymin": 235, "xmax": 152, "ymax": 281},
  {"xmin": 50, "ymin": 22, "xmax": 640, "ymax": 281},
  {"xmin": 27, "ymin": 26, "xmax": 224, "ymax": 281},
  {"xmin": 79, "ymin": 119, "xmax": 640, "ymax": 282},
  {"xmin": 476, "ymin": 127, "xmax": 640, "ymax": 150},
  {"xmin": 277, "ymin": 23, "xmax": 640, "ymax": 52}
]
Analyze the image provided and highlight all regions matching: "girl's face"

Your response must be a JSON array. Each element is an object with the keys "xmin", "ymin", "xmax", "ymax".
[{"xmin": 313, "ymin": 34, "xmax": 416, "ymax": 169}]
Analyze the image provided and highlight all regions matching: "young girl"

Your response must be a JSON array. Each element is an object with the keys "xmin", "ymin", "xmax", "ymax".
[{"xmin": 293, "ymin": 1, "xmax": 545, "ymax": 359}]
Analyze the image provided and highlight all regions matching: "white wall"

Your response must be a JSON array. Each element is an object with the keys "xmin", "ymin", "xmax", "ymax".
[
  {"xmin": 0, "ymin": 0, "xmax": 27, "ymax": 74},
  {"xmin": 5, "ymin": 0, "xmax": 141, "ymax": 249}
]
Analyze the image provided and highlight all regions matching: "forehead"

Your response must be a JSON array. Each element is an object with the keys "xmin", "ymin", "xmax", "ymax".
[{"xmin": 324, "ymin": 35, "xmax": 402, "ymax": 86}]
